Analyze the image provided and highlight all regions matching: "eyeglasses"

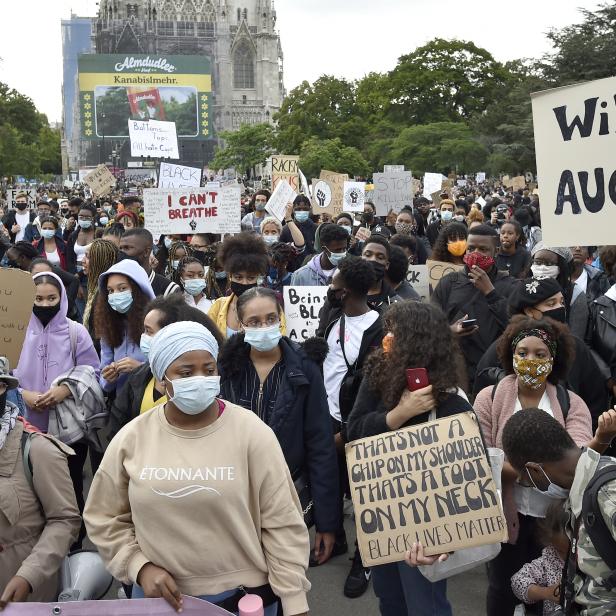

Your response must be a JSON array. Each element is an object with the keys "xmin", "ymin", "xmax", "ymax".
[{"xmin": 241, "ymin": 316, "xmax": 280, "ymax": 329}]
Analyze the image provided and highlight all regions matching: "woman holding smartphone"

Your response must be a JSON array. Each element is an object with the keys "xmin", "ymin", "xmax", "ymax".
[{"xmin": 347, "ymin": 301, "xmax": 472, "ymax": 616}]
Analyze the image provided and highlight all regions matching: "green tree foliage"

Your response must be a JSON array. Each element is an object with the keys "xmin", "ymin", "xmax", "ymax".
[
  {"xmin": 298, "ymin": 137, "xmax": 370, "ymax": 179},
  {"xmin": 211, "ymin": 123, "xmax": 275, "ymax": 177}
]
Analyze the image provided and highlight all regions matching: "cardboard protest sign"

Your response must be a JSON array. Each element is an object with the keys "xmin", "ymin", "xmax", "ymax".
[
  {"xmin": 83, "ymin": 164, "xmax": 117, "ymax": 196},
  {"xmin": 384, "ymin": 165, "xmax": 405, "ymax": 172},
  {"xmin": 423, "ymin": 173, "xmax": 443, "ymax": 198},
  {"xmin": 271, "ymin": 155, "xmax": 300, "ymax": 192},
  {"xmin": 406, "ymin": 264, "xmax": 429, "ymax": 302},
  {"xmin": 343, "ymin": 181, "xmax": 366, "ymax": 213},
  {"xmin": 265, "ymin": 180, "xmax": 297, "ymax": 221},
  {"xmin": 158, "ymin": 162, "xmax": 202, "ymax": 189},
  {"xmin": 319, "ymin": 170, "xmax": 348, "ymax": 217},
  {"xmin": 311, "ymin": 178, "xmax": 332, "ymax": 213},
  {"xmin": 530, "ymin": 77, "xmax": 616, "ymax": 245},
  {"xmin": 143, "ymin": 186, "xmax": 241, "ymax": 235},
  {"xmin": 511, "ymin": 176, "xmax": 526, "ymax": 191},
  {"xmin": 5, "ymin": 189, "xmax": 37, "ymax": 210},
  {"xmin": 346, "ymin": 412, "xmax": 507, "ymax": 566},
  {"xmin": 0, "ymin": 269, "xmax": 35, "ymax": 366},
  {"xmin": 283, "ymin": 286, "xmax": 328, "ymax": 341},
  {"xmin": 372, "ymin": 172, "xmax": 414, "ymax": 216},
  {"xmin": 426, "ymin": 260, "xmax": 464, "ymax": 295},
  {"xmin": 431, "ymin": 191, "xmax": 442, "ymax": 208},
  {"xmin": 129, "ymin": 119, "xmax": 179, "ymax": 159}
]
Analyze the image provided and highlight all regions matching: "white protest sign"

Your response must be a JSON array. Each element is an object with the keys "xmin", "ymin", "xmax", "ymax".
[
  {"xmin": 423, "ymin": 173, "xmax": 443, "ymax": 198},
  {"xmin": 343, "ymin": 181, "xmax": 366, "ymax": 213},
  {"xmin": 475, "ymin": 196, "xmax": 487, "ymax": 207},
  {"xmin": 372, "ymin": 172, "xmax": 414, "ymax": 216},
  {"xmin": 143, "ymin": 186, "xmax": 241, "ymax": 235},
  {"xmin": 158, "ymin": 162, "xmax": 202, "ymax": 189},
  {"xmin": 476, "ymin": 172, "xmax": 486, "ymax": 183},
  {"xmin": 406, "ymin": 264, "xmax": 429, "ymax": 302},
  {"xmin": 299, "ymin": 168, "xmax": 311, "ymax": 197},
  {"xmin": 456, "ymin": 179, "xmax": 468, "ymax": 187},
  {"xmin": 265, "ymin": 179, "xmax": 297, "ymax": 222},
  {"xmin": 129, "ymin": 119, "xmax": 179, "ymax": 159},
  {"xmin": 283, "ymin": 286, "xmax": 329, "ymax": 341},
  {"xmin": 83, "ymin": 164, "xmax": 117, "ymax": 196},
  {"xmin": 384, "ymin": 165, "xmax": 405, "ymax": 172},
  {"xmin": 5, "ymin": 189, "xmax": 37, "ymax": 209}
]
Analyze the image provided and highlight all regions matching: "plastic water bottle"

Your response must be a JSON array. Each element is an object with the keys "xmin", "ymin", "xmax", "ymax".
[{"xmin": 238, "ymin": 593, "xmax": 264, "ymax": 616}]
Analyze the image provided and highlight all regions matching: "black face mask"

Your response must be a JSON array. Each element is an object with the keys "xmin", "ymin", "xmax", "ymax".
[
  {"xmin": 15, "ymin": 203, "xmax": 28, "ymax": 211},
  {"xmin": 230, "ymin": 281, "xmax": 257, "ymax": 297},
  {"xmin": 117, "ymin": 250, "xmax": 142, "ymax": 265},
  {"xmin": 370, "ymin": 261, "xmax": 387, "ymax": 281},
  {"xmin": 33, "ymin": 304, "xmax": 61, "ymax": 327},
  {"xmin": 327, "ymin": 287, "xmax": 345, "ymax": 309},
  {"xmin": 542, "ymin": 306, "xmax": 567, "ymax": 324},
  {"xmin": 362, "ymin": 212, "xmax": 374, "ymax": 224}
]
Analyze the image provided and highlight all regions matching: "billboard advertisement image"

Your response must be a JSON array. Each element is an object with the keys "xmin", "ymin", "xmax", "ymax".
[{"xmin": 78, "ymin": 54, "xmax": 211, "ymax": 140}]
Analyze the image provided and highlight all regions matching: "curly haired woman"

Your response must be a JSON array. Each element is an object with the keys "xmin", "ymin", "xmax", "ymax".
[
  {"xmin": 347, "ymin": 301, "xmax": 471, "ymax": 616},
  {"xmin": 430, "ymin": 221, "xmax": 468, "ymax": 266}
]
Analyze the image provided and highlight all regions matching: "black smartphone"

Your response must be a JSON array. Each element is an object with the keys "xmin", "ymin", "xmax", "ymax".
[{"xmin": 461, "ymin": 319, "xmax": 478, "ymax": 329}]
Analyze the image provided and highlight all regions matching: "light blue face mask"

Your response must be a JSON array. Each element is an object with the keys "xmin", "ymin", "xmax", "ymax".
[
  {"xmin": 215, "ymin": 271, "xmax": 227, "ymax": 280},
  {"xmin": 78, "ymin": 218, "xmax": 93, "ymax": 229},
  {"xmin": 99, "ymin": 216, "xmax": 109, "ymax": 226},
  {"xmin": 243, "ymin": 323, "xmax": 282, "ymax": 352},
  {"xmin": 263, "ymin": 234, "xmax": 279, "ymax": 245},
  {"xmin": 41, "ymin": 229, "xmax": 56, "ymax": 240},
  {"xmin": 340, "ymin": 225, "xmax": 352, "ymax": 235},
  {"xmin": 295, "ymin": 211, "xmax": 310, "ymax": 223},
  {"xmin": 140, "ymin": 333, "xmax": 152, "ymax": 359},
  {"xmin": 171, "ymin": 260, "xmax": 180, "ymax": 270},
  {"xmin": 165, "ymin": 375, "xmax": 221, "ymax": 415},
  {"xmin": 183, "ymin": 278, "xmax": 207, "ymax": 296},
  {"xmin": 108, "ymin": 290, "xmax": 133, "ymax": 314},
  {"xmin": 441, "ymin": 210, "xmax": 453, "ymax": 222},
  {"xmin": 326, "ymin": 249, "xmax": 347, "ymax": 267},
  {"xmin": 527, "ymin": 467, "xmax": 570, "ymax": 500},
  {"xmin": 164, "ymin": 237, "xmax": 173, "ymax": 250}
]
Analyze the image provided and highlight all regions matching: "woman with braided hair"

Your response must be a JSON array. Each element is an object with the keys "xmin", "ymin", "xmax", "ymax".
[{"xmin": 165, "ymin": 240, "xmax": 193, "ymax": 279}]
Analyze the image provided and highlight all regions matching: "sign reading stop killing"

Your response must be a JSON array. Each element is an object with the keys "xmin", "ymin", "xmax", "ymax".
[
  {"xmin": 143, "ymin": 186, "xmax": 241, "ymax": 235},
  {"xmin": 346, "ymin": 412, "xmax": 507, "ymax": 567},
  {"xmin": 532, "ymin": 75, "xmax": 616, "ymax": 246}
]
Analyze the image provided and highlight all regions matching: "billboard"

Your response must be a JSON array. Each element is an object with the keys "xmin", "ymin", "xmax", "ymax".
[{"xmin": 78, "ymin": 54, "xmax": 212, "ymax": 140}]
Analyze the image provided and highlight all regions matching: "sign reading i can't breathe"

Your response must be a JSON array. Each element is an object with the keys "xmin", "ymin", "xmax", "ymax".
[
  {"xmin": 531, "ymin": 75, "xmax": 616, "ymax": 246},
  {"xmin": 346, "ymin": 412, "xmax": 507, "ymax": 567}
]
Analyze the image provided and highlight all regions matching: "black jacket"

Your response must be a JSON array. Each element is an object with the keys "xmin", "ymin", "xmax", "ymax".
[
  {"xmin": 587, "ymin": 294, "xmax": 616, "ymax": 383},
  {"xmin": 149, "ymin": 271, "xmax": 180, "ymax": 297},
  {"xmin": 474, "ymin": 334, "xmax": 609, "ymax": 425},
  {"xmin": 582, "ymin": 264, "xmax": 611, "ymax": 302},
  {"xmin": 219, "ymin": 336, "xmax": 340, "ymax": 533},
  {"xmin": 1, "ymin": 209, "xmax": 36, "ymax": 243},
  {"xmin": 432, "ymin": 267, "xmax": 519, "ymax": 386},
  {"xmin": 280, "ymin": 218, "xmax": 318, "ymax": 255},
  {"xmin": 347, "ymin": 378, "xmax": 472, "ymax": 442},
  {"xmin": 496, "ymin": 246, "xmax": 531, "ymax": 280}
]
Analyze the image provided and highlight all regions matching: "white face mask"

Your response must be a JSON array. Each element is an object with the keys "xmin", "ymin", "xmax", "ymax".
[
  {"xmin": 531, "ymin": 264, "xmax": 560, "ymax": 279},
  {"xmin": 165, "ymin": 375, "xmax": 220, "ymax": 415},
  {"xmin": 527, "ymin": 467, "xmax": 570, "ymax": 500}
]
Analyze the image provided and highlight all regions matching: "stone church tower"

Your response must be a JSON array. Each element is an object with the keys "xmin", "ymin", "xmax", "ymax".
[{"xmin": 94, "ymin": 0, "xmax": 284, "ymax": 151}]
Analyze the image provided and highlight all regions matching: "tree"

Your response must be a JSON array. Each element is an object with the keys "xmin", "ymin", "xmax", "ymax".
[
  {"xmin": 210, "ymin": 123, "xmax": 275, "ymax": 177},
  {"xmin": 388, "ymin": 39, "xmax": 512, "ymax": 125},
  {"xmin": 298, "ymin": 137, "xmax": 370, "ymax": 179},
  {"xmin": 389, "ymin": 122, "xmax": 488, "ymax": 176}
]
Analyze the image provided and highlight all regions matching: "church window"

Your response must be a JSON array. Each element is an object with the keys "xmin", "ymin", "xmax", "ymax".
[
  {"xmin": 158, "ymin": 20, "xmax": 174, "ymax": 35},
  {"xmin": 233, "ymin": 42, "xmax": 255, "ymax": 89},
  {"xmin": 243, "ymin": 8, "xmax": 248, "ymax": 19},
  {"xmin": 177, "ymin": 21, "xmax": 195, "ymax": 36}
]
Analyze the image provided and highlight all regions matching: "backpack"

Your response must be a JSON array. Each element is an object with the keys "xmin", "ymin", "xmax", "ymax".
[
  {"xmin": 21, "ymin": 431, "xmax": 35, "ymax": 491},
  {"xmin": 562, "ymin": 457, "xmax": 616, "ymax": 615},
  {"xmin": 491, "ymin": 380, "xmax": 570, "ymax": 419}
]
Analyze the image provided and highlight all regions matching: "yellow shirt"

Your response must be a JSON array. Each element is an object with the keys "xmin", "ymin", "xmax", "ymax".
[{"xmin": 140, "ymin": 377, "xmax": 167, "ymax": 414}]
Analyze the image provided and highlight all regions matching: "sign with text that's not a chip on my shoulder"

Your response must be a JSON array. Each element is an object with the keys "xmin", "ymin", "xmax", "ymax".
[
  {"xmin": 531, "ymin": 75, "xmax": 616, "ymax": 246},
  {"xmin": 129, "ymin": 119, "xmax": 179, "ymax": 159},
  {"xmin": 143, "ymin": 186, "xmax": 241, "ymax": 235},
  {"xmin": 372, "ymin": 172, "xmax": 414, "ymax": 216},
  {"xmin": 346, "ymin": 412, "xmax": 508, "ymax": 567},
  {"xmin": 158, "ymin": 162, "xmax": 202, "ymax": 189},
  {"xmin": 283, "ymin": 286, "xmax": 328, "ymax": 342}
]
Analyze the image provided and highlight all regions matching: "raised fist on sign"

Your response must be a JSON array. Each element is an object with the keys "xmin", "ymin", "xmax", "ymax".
[{"xmin": 317, "ymin": 189, "xmax": 326, "ymax": 207}]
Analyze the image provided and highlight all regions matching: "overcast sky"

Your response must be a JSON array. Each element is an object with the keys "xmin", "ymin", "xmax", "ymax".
[{"xmin": 0, "ymin": 0, "xmax": 602, "ymax": 123}]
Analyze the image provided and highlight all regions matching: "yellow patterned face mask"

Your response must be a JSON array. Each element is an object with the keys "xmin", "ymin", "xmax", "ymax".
[{"xmin": 513, "ymin": 356, "xmax": 553, "ymax": 390}]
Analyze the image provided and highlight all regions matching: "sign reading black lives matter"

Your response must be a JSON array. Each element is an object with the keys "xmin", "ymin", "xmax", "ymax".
[
  {"xmin": 346, "ymin": 412, "xmax": 507, "ymax": 567},
  {"xmin": 532, "ymin": 75, "xmax": 616, "ymax": 246}
]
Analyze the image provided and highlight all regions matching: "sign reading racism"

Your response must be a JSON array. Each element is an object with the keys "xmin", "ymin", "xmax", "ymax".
[
  {"xmin": 143, "ymin": 186, "xmax": 241, "ymax": 235},
  {"xmin": 283, "ymin": 286, "xmax": 329, "ymax": 341},
  {"xmin": 5, "ymin": 189, "xmax": 37, "ymax": 210},
  {"xmin": 346, "ymin": 412, "xmax": 508, "ymax": 567},
  {"xmin": 372, "ymin": 172, "xmax": 414, "ymax": 216},
  {"xmin": 271, "ymin": 155, "xmax": 300, "ymax": 192},
  {"xmin": 531, "ymin": 75, "xmax": 616, "ymax": 246}
]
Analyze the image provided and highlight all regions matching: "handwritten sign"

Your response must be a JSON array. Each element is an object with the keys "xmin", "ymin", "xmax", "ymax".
[
  {"xmin": 343, "ymin": 181, "xmax": 366, "ymax": 213},
  {"xmin": 271, "ymin": 155, "xmax": 300, "ymax": 192},
  {"xmin": 0, "ymin": 269, "xmax": 35, "ymax": 366},
  {"xmin": 143, "ymin": 186, "xmax": 241, "ymax": 235},
  {"xmin": 346, "ymin": 412, "xmax": 507, "ymax": 566},
  {"xmin": 372, "ymin": 172, "xmax": 414, "ymax": 216},
  {"xmin": 129, "ymin": 119, "xmax": 179, "ymax": 159},
  {"xmin": 265, "ymin": 179, "xmax": 297, "ymax": 222},
  {"xmin": 158, "ymin": 162, "xmax": 202, "ymax": 189},
  {"xmin": 283, "ymin": 286, "xmax": 328, "ymax": 341},
  {"xmin": 423, "ymin": 173, "xmax": 443, "ymax": 198},
  {"xmin": 406, "ymin": 264, "xmax": 429, "ymax": 301},
  {"xmin": 355, "ymin": 226, "xmax": 372, "ymax": 243},
  {"xmin": 476, "ymin": 172, "xmax": 486, "ymax": 184},
  {"xmin": 427, "ymin": 260, "xmax": 464, "ymax": 295},
  {"xmin": 5, "ymin": 189, "xmax": 37, "ymax": 210},
  {"xmin": 511, "ymin": 176, "xmax": 526, "ymax": 192},
  {"xmin": 318, "ymin": 170, "xmax": 348, "ymax": 217},
  {"xmin": 83, "ymin": 164, "xmax": 117, "ymax": 196}
]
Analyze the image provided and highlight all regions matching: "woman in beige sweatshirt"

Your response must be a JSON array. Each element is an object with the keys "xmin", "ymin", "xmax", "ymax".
[{"xmin": 84, "ymin": 321, "xmax": 310, "ymax": 615}]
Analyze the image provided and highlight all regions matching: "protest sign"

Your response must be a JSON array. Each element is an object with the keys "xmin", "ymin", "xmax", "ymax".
[
  {"xmin": 511, "ymin": 176, "xmax": 526, "ymax": 191},
  {"xmin": 384, "ymin": 165, "xmax": 405, "ymax": 172},
  {"xmin": 83, "ymin": 164, "xmax": 117, "ymax": 196},
  {"xmin": 265, "ymin": 179, "xmax": 297, "ymax": 221},
  {"xmin": 355, "ymin": 226, "xmax": 372, "ymax": 242},
  {"xmin": 158, "ymin": 162, "xmax": 202, "ymax": 189},
  {"xmin": 271, "ymin": 155, "xmax": 299, "ymax": 192},
  {"xmin": 5, "ymin": 188, "xmax": 37, "ymax": 209},
  {"xmin": 475, "ymin": 196, "xmax": 487, "ymax": 207},
  {"xmin": 372, "ymin": 172, "xmax": 414, "ymax": 216},
  {"xmin": 3, "ymin": 596, "xmax": 233, "ymax": 616},
  {"xmin": 531, "ymin": 76, "xmax": 616, "ymax": 244},
  {"xmin": 346, "ymin": 411, "xmax": 507, "ymax": 566},
  {"xmin": 343, "ymin": 181, "xmax": 367, "ymax": 213},
  {"xmin": 299, "ymin": 168, "xmax": 311, "ymax": 196},
  {"xmin": 129, "ymin": 119, "xmax": 179, "ymax": 159},
  {"xmin": 406, "ymin": 264, "xmax": 429, "ymax": 302},
  {"xmin": 431, "ymin": 191, "xmax": 442, "ymax": 208},
  {"xmin": 476, "ymin": 172, "xmax": 486, "ymax": 183},
  {"xmin": 123, "ymin": 168, "xmax": 158, "ymax": 184},
  {"xmin": 427, "ymin": 260, "xmax": 464, "ymax": 295},
  {"xmin": 423, "ymin": 173, "xmax": 443, "ymax": 198},
  {"xmin": 143, "ymin": 186, "xmax": 241, "ymax": 235},
  {"xmin": 283, "ymin": 286, "xmax": 329, "ymax": 341},
  {"xmin": 0, "ymin": 269, "xmax": 35, "ymax": 366},
  {"xmin": 319, "ymin": 170, "xmax": 348, "ymax": 217},
  {"xmin": 457, "ymin": 179, "xmax": 468, "ymax": 187}
]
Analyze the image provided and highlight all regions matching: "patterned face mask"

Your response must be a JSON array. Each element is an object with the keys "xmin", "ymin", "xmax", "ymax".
[{"xmin": 513, "ymin": 356, "xmax": 553, "ymax": 390}]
